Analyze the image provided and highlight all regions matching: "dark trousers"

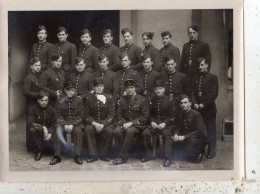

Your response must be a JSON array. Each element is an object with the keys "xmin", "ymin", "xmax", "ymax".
[
  {"xmin": 173, "ymin": 137, "xmax": 207, "ymax": 161},
  {"xmin": 84, "ymin": 124, "xmax": 114, "ymax": 157},
  {"xmin": 55, "ymin": 125, "xmax": 83, "ymax": 157},
  {"xmin": 113, "ymin": 125, "xmax": 141, "ymax": 160},
  {"xmin": 141, "ymin": 126, "xmax": 172, "ymax": 159},
  {"xmin": 202, "ymin": 114, "xmax": 217, "ymax": 154},
  {"xmin": 30, "ymin": 126, "xmax": 54, "ymax": 153}
]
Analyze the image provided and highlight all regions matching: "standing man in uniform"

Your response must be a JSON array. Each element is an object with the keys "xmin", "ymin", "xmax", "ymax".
[
  {"xmin": 180, "ymin": 25, "xmax": 211, "ymax": 81},
  {"xmin": 39, "ymin": 54, "xmax": 65, "ymax": 107},
  {"xmin": 142, "ymin": 32, "xmax": 161, "ymax": 72},
  {"xmin": 119, "ymin": 28, "xmax": 143, "ymax": 71},
  {"xmin": 28, "ymin": 91, "xmax": 56, "ymax": 161},
  {"xmin": 84, "ymin": 78, "xmax": 115, "ymax": 163},
  {"xmin": 99, "ymin": 29, "xmax": 121, "ymax": 72},
  {"xmin": 160, "ymin": 31, "xmax": 180, "ymax": 71},
  {"xmin": 113, "ymin": 79, "xmax": 149, "ymax": 165},
  {"xmin": 23, "ymin": 57, "xmax": 42, "ymax": 152},
  {"xmin": 191, "ymin": 57, "xmax": 218, "ymax": 159},
  {"xmin": 78, "ymin": 29, "xmax": 99, "ymax": 73},
  {"xmin": 52, "ymin": 27, "xmax": 77, "ymax": 75},
  {"xmin": 30, "ymin": 25, "xmax": 53, "ymax": 71},
  {"xmin": 138, "ymin": 53, "xmax": 161, "ymax": 100},
  {"xmin": 93, "ymin": 54, "xmax": 116, "ymax": 96},
  {"xmin": 172, "ymin": 94, "xmax": 208, "ymax": 163},
  {"xmin": 161, "ymin": 55, "xmax": 190, "ymax": 100},
  {"xmin": 50, "ymin": 81, "xmax": 84, "ymax": 165},
  {"xmin": 113, "ymin": 53, "xmax": 143, "ymax": 105},
  {"xmin": 140, "ymin": 80, "xmax": 176, "ymax": 167},
  {"xmin": 68, "ymin": 57, "xmax": 94, "ymax": 100}
]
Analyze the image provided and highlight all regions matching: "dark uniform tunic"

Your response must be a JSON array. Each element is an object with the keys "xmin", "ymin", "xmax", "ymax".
[
  {"xmin": 55, "ymin": 95, "xmax": 84, "ymax": 157},
  {"xmin": 173, "ymin": 108, "xmax": 208, "ymax": 160},
  {"xmin": 113, "ymin": 94, "xmax": 149, "ymax": 159},
  {"xmin": 161, "ymin": 70, "xmax": 190, "ymax": 99},
  {"xmin": 113, "ymin": 67, "xmax": 144, "ymax": 104},
  {"xmin": 28, "ymin": 104, "xmax": 56, "ymax": 152},
  {"xmin": 23, "ymin": 71, "xmax": 41, "ymax": 111},
  {"xmin": 160, "ymin": 43, "xmax": 180, "ymax": 70},
  {"xmin": 180, "ymin": 39, "xmax": 211, "ymax": 80},
  {"xmin": 99, "ymin": 43, "xmax": 121, "ymax": 72},
  {"xmin": 30, "ymin": 41, "xmax": 53, "ymax": 71},
  {"xmin": 191, "ymin": 71, "xmax": 218, "ymax": 155},
  {"xmin": 68, "ymin": 70, "xmax": 94, "ymax": 99},
  {"xmin": 93, "ymin": 69, "xmax": 116, "ymax": 96},
  {"xmin": 142, "ymin": 44, "xmax": 161, "ymax": 72},
  {"xmin": 138, "ymin": 69, "xmax": 161, "ymax": 99},
  {"xmin": 52, "ymin": 40, "xmax": 77, "ymax": 72},
  {"xmin": 141, "ymin": 95, "xmax": 176, "ymax": 159},
  {"xmin": 84, "ymin": 93, "xmax": 115, "ymax": 157},
  {"xmin": 119, "ymin": 43, "xmax": 143, "ymax": 71},
  {"xmin": 39, "ymin": 67, "xmax": 65, "ymax": 107},
  {"xmin": 23, "ymin": 71, "xmax": 41, "ymax": 152},
  {"xmin": 78, "ymin": 43, "xmax": 99, "ymax": 73}
]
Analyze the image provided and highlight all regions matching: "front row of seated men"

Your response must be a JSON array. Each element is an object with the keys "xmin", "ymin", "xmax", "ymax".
[{"xmin": 28, "ymin": 76, "xmax": 208, "ymax": 167}]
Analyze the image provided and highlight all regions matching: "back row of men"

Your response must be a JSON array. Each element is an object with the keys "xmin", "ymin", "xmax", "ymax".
[
  {"xmin": 24, "ymin": 51, "xmax": 218, "ymax": 168},
  {"xmin": 30, "ymin": 25, "xmax": 211, "ymax": 79}
]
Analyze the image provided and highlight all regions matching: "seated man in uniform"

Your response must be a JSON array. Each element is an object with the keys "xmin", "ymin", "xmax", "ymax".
[
  {"xmin": 84, "ymin": 77, "xmax": 115, "ymax": 163},
  {"xmin": 172, "ymin": 94, "xmax": 208, "ymax": 163},
  {"xmin": 50, "ymin": 81, "xmax": 84, "ymax": 165},
  {"xmin": 28, "ymin": 90, "xmax": 56, "ymax": 161},
  {"xmin": 113, "ymin": 79, "xmax": 149, "ymax": 165},
  {"xmin": 140, "ymin": 80, "xmax": 176, "ymax": 167}
]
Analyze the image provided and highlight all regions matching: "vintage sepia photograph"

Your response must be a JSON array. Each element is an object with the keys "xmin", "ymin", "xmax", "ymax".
[{"xmin": 7, "ymin": 9, "xmax": 235, "ymax": 175}]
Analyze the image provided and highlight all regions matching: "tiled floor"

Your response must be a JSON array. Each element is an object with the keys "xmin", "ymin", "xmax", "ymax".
[{"xmin": 9, "ymin": 115, "xmax": 233, "ymax": 171}]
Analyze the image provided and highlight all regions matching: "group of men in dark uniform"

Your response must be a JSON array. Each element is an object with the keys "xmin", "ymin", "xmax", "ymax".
[{"xmin": 23, "ymin": 24, "xmax": 218, "ymax": 167}]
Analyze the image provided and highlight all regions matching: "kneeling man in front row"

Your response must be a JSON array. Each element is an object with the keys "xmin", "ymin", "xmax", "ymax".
[
  {"xmin": 28, "ymin": 90, "xmax": 56, "ymax": 161},
  {"xmin": 172, "ymin": 94, "xmax": 208, "ymax": 164}
]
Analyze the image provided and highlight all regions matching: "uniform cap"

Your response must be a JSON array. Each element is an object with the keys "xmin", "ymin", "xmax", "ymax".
[
  {"xmin": 64, "ymin": 81, "xmax": 76, "ymax": 89},
  {"xmin": 154, "ymin": 79, "xmax": 165, "ymax": 88},
  {"xmin": 142, "ymin": 32, "xmax": 154, "ymax": 39},
  {"xmin": 124, "ymin": 79, "xmax": 135, "ymax": 87},
  {"xmin": 93, "ymin": 77, "xmax": 104, "ymax": 86},
  {"xmin": 121, "ymin": 28, "xmax": 133, "ymax": 35},
  {"xmin": 161, "ymin": 31, "xmax": 172, "ymax": 38}
]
